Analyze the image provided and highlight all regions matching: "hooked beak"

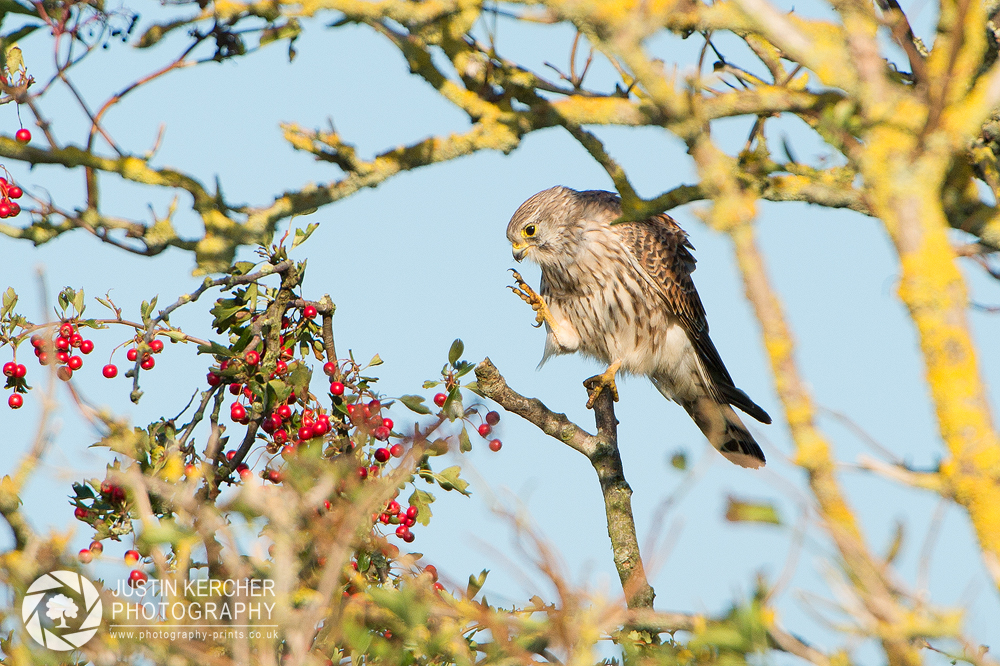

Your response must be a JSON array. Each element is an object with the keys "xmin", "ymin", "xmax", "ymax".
[{"xmin": 511, "ymin": 241, "xmax": 528, "ymax": 262}]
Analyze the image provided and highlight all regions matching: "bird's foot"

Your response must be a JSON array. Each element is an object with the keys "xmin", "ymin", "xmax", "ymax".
[
  {"xmin": 509, "ymin": 270, "xmax": 554, "ymax": 329},
  {"xmin": 584, "ymin": 361, "xmax": 621, "ymax": 409}
]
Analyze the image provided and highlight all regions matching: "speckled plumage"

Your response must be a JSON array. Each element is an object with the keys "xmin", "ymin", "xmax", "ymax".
[{"xmin": 507, "ymin": 186, "xmax": 771, "ymax": 468}]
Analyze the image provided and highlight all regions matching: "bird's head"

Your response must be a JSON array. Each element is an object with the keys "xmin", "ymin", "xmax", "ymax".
[{"xmin": 506, "ymin": 186, "xmax": 579, "ymax": 265}]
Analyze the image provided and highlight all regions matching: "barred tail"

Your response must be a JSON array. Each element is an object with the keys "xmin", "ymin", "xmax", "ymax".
[{"xmin": 681, "ymin": 395, "xmax": 766, "ymax": 469}]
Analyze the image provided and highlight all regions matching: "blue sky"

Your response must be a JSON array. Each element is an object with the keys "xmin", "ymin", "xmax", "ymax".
[{"xmin": 2, "ymin": 0, "xmax": 999, "ymax": 659}]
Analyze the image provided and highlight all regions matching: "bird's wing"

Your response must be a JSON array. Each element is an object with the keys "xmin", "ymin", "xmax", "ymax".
[{"xmin": 616, "ymin": 213, "xmax": 772, "ymax": 425}]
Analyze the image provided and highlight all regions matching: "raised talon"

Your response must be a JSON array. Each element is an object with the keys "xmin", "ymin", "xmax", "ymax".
[
  {"xmin": 584, "ymin": 361, "xmax": 622, "ymax": 409},
  {"xmin": 508, "ymin": 269, "xmax": 552, "ymax": 329}
]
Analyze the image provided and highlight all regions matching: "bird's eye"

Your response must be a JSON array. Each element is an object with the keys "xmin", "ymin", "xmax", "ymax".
[{"xmin": 523, "ymin": 224, "xmax": 536, "ymax": 237}]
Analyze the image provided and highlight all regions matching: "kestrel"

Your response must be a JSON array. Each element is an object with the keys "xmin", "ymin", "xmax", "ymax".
[{"xmin": 506, "ymin": 186, "xmax": 771, "ymax": 468}]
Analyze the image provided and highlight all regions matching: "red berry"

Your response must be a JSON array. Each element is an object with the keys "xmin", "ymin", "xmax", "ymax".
[
  {"xmin": 67, "ymin": 355, "xmax": 83, "ymax": 371},
  {"xmin": 395, "ymin": 525, "xmax": 410, "ymax": 539},
  {"xmin": 274, "ymin": 429, "xmax": 288, "ymax": 445},
  {"xmin": 245, "ymin": 350, "xmax": 260, "ymax": 365},
  {"xmin": 267, "ymin": 469, "xmax": 282, "ymax": 484},
  {"xmin": 486, "ymin": 411, "xmax": 500, "ymax": 426},
  {"xmin": 70, "ymin": 333, "xmax": 83, "ymax": 347},
  {"xmin": 368, "ymin": 399, "xmax": 381, "ymax": 411},
  {"xmin": 56, "ymin": 351, "xmax": 69, "ymax": 363},
  {"xmin": 225, "ymin": 450, "xmax": 237, "ymax": 462},
  {"xmin": 103, "ymin": 364, "xmax": 118, "ymax": 378},
  {"xmin": 229, "ymin": 383, "xmax": 242, "ymax": 395},
  {"xmin": 0, "ymin": 202, "xmax": 10, "ymax": 218},
  {"xmin": 374, "ymin": 447, "xmax": 390, "ymax": 463},
  {"xmin": 57, "ymin": 366, "xmax": 72, "ymax": 381},
  {"xmin": 126, "ymin": 348, "xmax": 138, "ymax": 362},
  {"xmin": 78, "ymin": 549, "xmax": 93, "ymax": 564},
  {"xmin": 8, "ymin": 203, "xmax": 19, "ymax": 217},
  {"xmin": 303, "ymin": 305, "xmax": 318, "ymax": 318},
  {"xmin": 128, "ymin": 570, "xmax": 148, "ymax": 587},
  {"xmin": 478, "ymin": 423, "xmax": 491, "ymax": 437},
  {"xmin": 403, "ymin": 531, "xmax": 415, "ymax": 543},
  {"xmin": 14, "ymin": 364, "xmax": 25, "ymax": 378},
  {"xmin": 406, "ymin": 506, "xmax": 418, "ymax": 519},
  {"xmin": 374, "ymin": 425, "xmax": 390, "ymax": 441},
  {"xmin": 357, "ymin": 466, "xmax": 368, "ymax": 480},
  {"xmin": 433, "ymin": 582, "xmax": 445, "ymax": 591},
  {"xmin": 149, "ymin": 339, "xmax": 164, "ymax": 353},
  {"xmin": 330, "ymin": 381, "xmax": 344, "ymax": 396},
  {"xmin": 15, "ymin": 128, "xmax": 30, "ymax": 143},
  {"xmin": 124, "ymin": 549, "xmax": 140, "ymax": 566},
  {"xmin": 277, "ymin": 404, "xmax": 292, "ymax": 420},
  {"xmin": 281, "ymin": 443, "xmax": 296, "ymax": 458},
  {"xmin": 387, "ymin": 500, "xmax": 400, "ymax": 515},
  {"xmin": 8, "ymin": 393, "xmax": 23, "ymax": 409},
  {"xmin": 74, "ymin": 506, "xmax": 89, "ymax": 519},
  {"xmin": 7, "ymin": 185, "xmax": 21, "ymax": 199},
  {"xmin": 323, "ymin": 362, "xmax": 336, "ymax": 376},
  {"xmin": 312, "ymin": 420, "xmax": 329, "ymax": 437},
  {"xmin": 89, "ymin": 540, "xmax": 104, "ymax": 554},
  {"xmin": 59, "ymin": 323, "xmax": 73, "ymax": 338},
  {"xmin": 2, "ymin": 362, "xmax": 14, "ymax": 377},
  {"xmin": 298, "ymin": 425, "xmax": 313, "ymax": 440},
  {"xmin": 424, "ymin": 564, "xmax": 438, "ymax": 581},
  {"xmin": 37, "ymin": 352, "xmax": 49, "ymax": 365},
  {"xmin": 275, "ymin": 360, "xmax": 287, "ymax": 375},
  {"xmin": 140, "ymin": 355, "xmax": 155, "ymax": 370},
  {"xmin": 382, "ymin": 417, "xmax": 394, "ymax": 430},
  {"xmin": 489, "ymin": 439, "xmax": 502, "ymax": 452},
  {"xmin": 230, "ymin": 403, "xmax": 247, "ymax": 420},
  {"xmin": 184, "ymin": 464, "xmax": 197, "ymax": 477},
  {"xmin": 30, "ymin": 334, "xmax": 43, "ymax": 348},
  {"xmin": 55, "ymin": 337, "xmax": 70, "ymax": 351},
  {"xmin": 390, "ymin": 443, "xmax": 404, "ymax": 458},
  {"xmin": 79, "ymin": 339, "xmax": 94, "ymax": 354},
  {"xmin": 206, "ymin": 372, "xmax": 221, "ymax": 385},
  {"xmin": 433, "ymin": 393, "xmax": 447, "ymax": 407},
  {"xmin": 237, "ymin": 464, "xmax": 252, "ymax": 480}
]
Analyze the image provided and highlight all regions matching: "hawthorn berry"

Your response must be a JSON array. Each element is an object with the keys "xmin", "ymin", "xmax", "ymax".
[
  {"xmin": 7, "ymin": 185, "xmax": 21, "ymax": 199},
  {"xmin": 149, "ymin": 339, "xmax": 164, "ymax": 353},
  {"xmin": 373, "ymin": 425, "xmax": 390, "ymax": 441},
  {"xmin": 79, "ymin": 339, "xmax": 94, "ymax": 354},
  {"xmin": 67, "ymin": 355, "xmax": 83, "ymax": 371},
  {"xmin": 184, "ymin": 464, "xmax": 197, "ymax": 477},
  {"xmin": 57, "ymin": 366, "xmax": 72, "ymax": 381},
  {"xmin": 56, "ymin": 351, "xmax": 69, "ymax": 363},
  {"xmin": 303, "ymin": 305, "xmax": 317, "ymax": 318},
  {"xmin": 229, "ymin": 383, "xmax": 242, "ymax": 395},
  {"xmin": 140, "ymin": 355, "xmax": 155, "ymax": 370},
  {"xmin": 78, "ymin": 549, "xmax": 93, "ymax": 564},
  {"xmin": 59, "ymin": 323, "xmax": 73, "ymax": 338},
  {"xmin": 0, "ymin": 202, "xmax": 10, "ymax": 217},
  {"xmin": 237, "ymin": 464, "xmax": 252, "ymax": 480},
  {"xmin": 15, "ymin": 128, "xmax": 30, "ymax": 143},
  {"xmin": 486, "ymin": 411, "xmax": 500, "ymax": 426},
  {"xmin": 245, "ymin": 350, "xmax": 260, "ymax": 365},
  {"xmin": 273, "ymin": 430, "xmax": 288, "ymax": 445},
  {"xmin": 225, "ymin": 450, "xmax": 237, "ymax": 461},
  {"xmin": 206, "ymin": 372, "xmax": 221, "ymax": 386},
  {"xmin": 433, "ymin": 393, "xmax": 447, "ymax": 407},
  {"xmin": 55, "ymin": 337, "xmax": 70, "ymax": 351},
  {"xmin": 330, "ymin": 381, "xmax": 344, "ymax": 396},
  {"xmin": 70, "ymin": 334, "xmax": 83, "ymax": 347},
  {"xmin": 267, "ymin": 469, "xmax": 282, "ymax": 484},
  {"xmin": 395, "ymin": 525, "xmax": 409, "ymax": 539},
  {"xmin": 124, "ymin": 550, "xmax": 140, "ymax": 566},
  {"xmin": 37, "ymin": 352, "xmax": 49, "ymax": 365},
  {"xmin": 387, "ymin": 500, "xmax": 400, "ymax": 515},
  {"xmin": 433, "ymin": 582, "xmax": 445, "ymax": 592},
  {"xmin": 126, "ymin": 348, "xmax": 138, "ymax": 362},
  {"xmin": 89, "ymin": 540, "xmax": 104, "ymax": 554},
  {"xmin": 312, "ymin": 420, "xmax": 329, "ymax": 437},
  {"xmin": 357, "ymin": 466, "xmax": 368, "ymax": 480},
  {"xmin": 390, "ymin": 443, "xmax": 404, "ymax": 458},
  {"xmin": 382, "ymin": 417, "xmax": 394, "ymax": 430},
  {"xmin": 8, "ymin": 393, "xmax": 23, "ymax": 409},
  {"xmin": 298, "ymin": 425, "xmax": 313, "ymax": 440},
  {"xmin": 14, "ymin": 364, "xmax": 25, "ymax": 378},
  {"xmin": 277, "ymin": 404, "xmax": 292, "ymax": 420},
  {"xmin": 424, "ymin": 564, "xmax": 438, "ymax": 581},
  {"xmin": 403, "ymin": 531, "xmax": 415, "ymax": 543},
  {"xmin": 2, "ymin": 362, "xmax": 14, "ymax": 376},
  {"xmin": 99, "ymin": 364, "xmax": 118, "ymax": 379},
  {"xmin": 74, "ymin": 507, "xmax": 89, "ymax": 519},
  {"xmin": 478, "ymin": 423, "xmax": 491, "ymax": 437},
  {"xmin": 374, "ymin": 447, "xmax": 390, "ymax": 463},
  {"xmin": 281, "ymin": 443, "xmax": 296, "ymax": 458},
  {"xmin": 489, "ymin": 439, "xmax": 503, "ymax": 452},
  {"xmin": 323, "ymin": 361, "xmax": 336, "ymax": 376},
  {"xmin": 128, "ymin": 570, "xmax": 148, "ymax": 587},
  {"xmin": 275, "ymin": 360, "xmax": 288, "ymax": 375},
  {"xmin": 8, "ymin": 203, "xmax": 19, "ymax": 217},
  {"xmin": 406, "ymin": 505, "xmax": 418, "ymax": 519},
  {"xmin": 230, "ymin": 403, "xmax": 247, "ymax": 421},
  {"xmin": 30, "ymin": 334, "xmax": 43, "ymax": 348},
  {"xmin": 368, "ymin": 399, "xmax": 381, "ymax": 412}
]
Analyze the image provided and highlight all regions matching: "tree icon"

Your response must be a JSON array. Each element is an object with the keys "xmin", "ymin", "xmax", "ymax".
[{"xmin": 45, "ymin": 594, "xmax": 78, "ymax": 629}]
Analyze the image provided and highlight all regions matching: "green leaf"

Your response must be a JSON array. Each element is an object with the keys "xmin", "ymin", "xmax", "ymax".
[
  {"xmin": 448, "ymin": 339, "xmax": 464, "ymax": 366},
  {"xmin": 421, "ymin": 380, "xmax": 439, "ymax": 389},
  {"xmin": 366, "ymin": 353, "xmax": 382, "ymax": 367},
  {"xmin": 0, "ymin": 287, "xmax": 15, "ymax": 319},
  {"xmin": 136, "ymin": 18, "xmax": 189, "ymax": 48},
  {"xmin": 73, "ymin": 288, "xmax": 85, "ymax": 316},
  {"xmin": 292, "ymin": 222, "xmax": 319, "ymax": 249},
  {"xmin": 443, "ymin": 389, "xmax": 463, "ymax": 421},
  {"xmin": 407, "ymin": 489, "xmax": 434, "ymax": 526},
  {"xmin": 458, "ymin": 427, "xmax": 472, "ymax": 453},
  {"xmin": 260, "ymin": 18, "xmax": 301, "ymax": 47},
  {"xmin": 436, "ymin": 466, "xmax": 470, "ymax": 495},
  {"xmin": 724, "ymin": 496, "xmax": 782, "ymax": 525},
  {"xmin": 466, "ymin": 569, "xmax": 488, "ymax": 599},
  {"xmin": 399, "ymin": 395, "xmax": 430, "ymax": 415},
  {"xmin": 454, "ymin": 360, "xmax": 474, "ymax": 378},
  {"xmin": 232, "ymin": 261, "xmax": 255, "ymax": 276},
  {"xmin": 164, "ymin": 330, "xmax": 187, "ymax": 343}
]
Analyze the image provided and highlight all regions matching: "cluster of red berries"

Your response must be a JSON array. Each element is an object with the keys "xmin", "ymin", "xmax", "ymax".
[
  {"xmin": 431, "ymin": 393, "xmax": 504, "ymax": 452},
  {"xmin": 77, "ymin": 539, "xmax": 103, "ymax": 564},
  {"xmin": 0, "ymin": 176, "xmax": 24, "ymax": 218},
  {"xmin": 378, "ymin": 499, "xmax": 420, "ymax": 543},
  {"xmin": 119, "ymin": 335, "xmax": 166, "ymax": 374},
  {"xmin": 29, "ymin": 321, "xmax": 95, "ymax": 381},
  {"xmin": 3, "ymin": 360, "xmax": 27, "ymax": 409}
]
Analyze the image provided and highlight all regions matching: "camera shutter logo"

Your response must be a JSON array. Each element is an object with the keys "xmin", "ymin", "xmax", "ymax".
[{"xmin": 22, "ymin": 571, "xmax": 103, "ymax": 650}]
